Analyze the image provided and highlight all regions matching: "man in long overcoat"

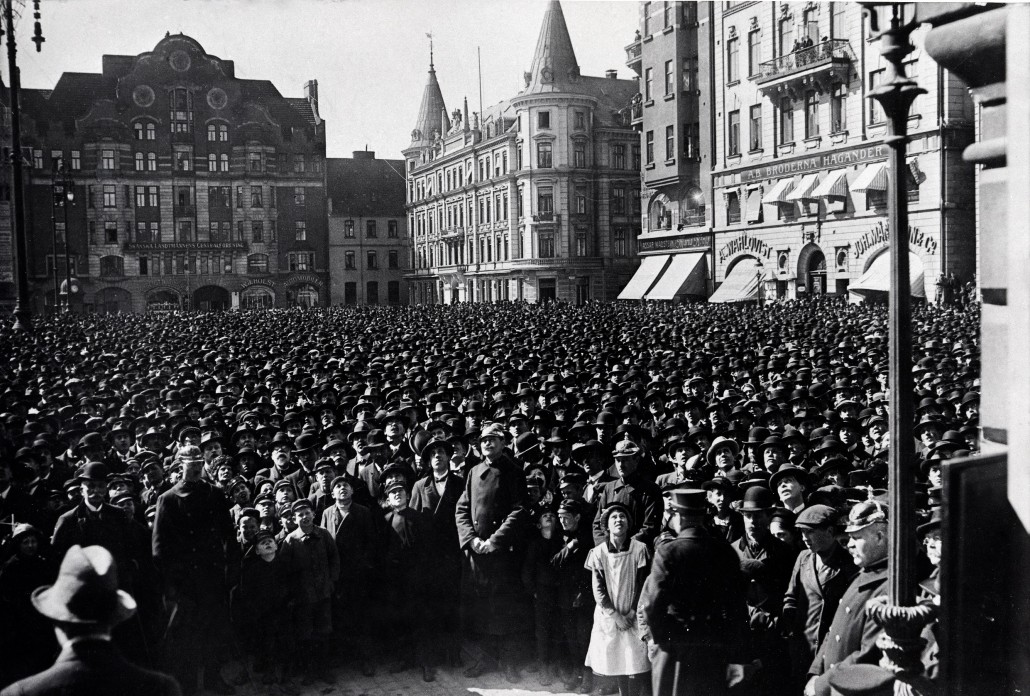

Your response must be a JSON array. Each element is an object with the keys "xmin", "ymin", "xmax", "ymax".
[{"xmin": 454, "ymin": 423, "xmax": 530, "ymax": 683}]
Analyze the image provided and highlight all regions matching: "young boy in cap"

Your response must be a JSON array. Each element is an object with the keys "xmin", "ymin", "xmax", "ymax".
[
  {"xmin": 278, "ymin": 498, "xmax": 339, "ymax": 685},
  {"xmin": 521, "ymin": 507, "xmax": 564, "ymax": 685},
  {"xmin": 232, "ymin": 530, "xmax": 289, "ymax": 684},
  {"xmin": 552, "ymin": 497, "xmax": 595, "ymax": 692}
]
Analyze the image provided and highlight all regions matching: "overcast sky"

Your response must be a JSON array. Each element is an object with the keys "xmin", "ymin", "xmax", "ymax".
[{"xmin": 10, "ymin": 0, "xmax": 639, "ymax": 160}]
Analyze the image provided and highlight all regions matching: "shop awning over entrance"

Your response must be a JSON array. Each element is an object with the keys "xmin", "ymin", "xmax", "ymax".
[
  {"xmin": 762, "ymin": 178, "xmax": 795, "ymax": 204},
  {"xmin": 851, "ymin": 161, "xmax": 889, "ymax": 192},
  {"xmin": 709, "ymin": 257, "xmax": 762, "ymax": 303},
  {"xmin": 849, "ymin": 250, "xmax": 926, "ymax": 298},
  {"xmin": 617, "ymin": 254, "xmax": 670, "ymax": 300},
  {"xmin": 645, "ymin": 252, "xmax": 707, "ymax": 300}
]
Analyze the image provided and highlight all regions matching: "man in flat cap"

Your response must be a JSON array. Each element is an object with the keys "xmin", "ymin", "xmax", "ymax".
[
  {"xmin": 0, "ymin": 544, "xmax": 180, "ymax": 696},
  {"xmin": 638, "ymin": 489, "xmax": 751, "ymax": 696},
  {"xmin": 782, "ymin": 504, "xmax": 858, "ymax": 692},
  {"xmin": 591, "ymin": 439, "xmax": 661, "ymax": 549},
  {"xmin": 805, "ymin": 500, "xmax": 890, "ymax": 696}
]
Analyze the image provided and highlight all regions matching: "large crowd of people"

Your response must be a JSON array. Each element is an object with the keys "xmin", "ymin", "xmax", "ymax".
[{"xmin": 0, "ymin": 296, "xmax": 977, "ymax": 696}]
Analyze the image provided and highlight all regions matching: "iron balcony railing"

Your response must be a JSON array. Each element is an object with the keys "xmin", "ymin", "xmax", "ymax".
[{"xmin": 754, "ymin": 39, "xmax": 855, "ymax": 84}]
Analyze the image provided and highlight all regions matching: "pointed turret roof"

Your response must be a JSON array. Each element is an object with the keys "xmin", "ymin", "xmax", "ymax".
[
  {"xmin": 409, "ymin": 56, "xmax": 449, "ymax": 149},
  {"xmin": 522, "ymin": 0, "xmax": 581, "ymax": 95}
]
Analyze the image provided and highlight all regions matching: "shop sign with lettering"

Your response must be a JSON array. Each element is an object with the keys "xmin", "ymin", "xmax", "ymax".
[
  {"xmin": 241, "ymin": 279, "xmax": 275, "ymax": 289},
  {"xmin": 289, "ymin": 273, "xmax": 324, "ymax": 288},
  {"xmin": 639, "ymin": 234, "xmax": 710, "ymax": 253},
  {"xmin": 853, "ymin": 221, "xmax": 939, "ymax": 259},
  {"xmin": 733, "ymin": 144, "xmax": 888, "ymax": 184},
  {"xmin": 719, "ymin": 233, "xmax": 775, "ymax": 264}
]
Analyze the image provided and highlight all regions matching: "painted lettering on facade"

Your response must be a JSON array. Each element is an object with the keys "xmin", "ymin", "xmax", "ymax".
[
  {"xmin": 853, "ymin": 220, "xmax": 939, "ymax": 258},
  {"xmin": 735, "ymin": 144, "xmax": 888, "ymax": 183},
  {"xmin": 639, "ymin": 234, "xmax": 710, "ymax": 253},
  {"xmin": 719, "ymin": 233, "xmax": 774, "ymax": 263}
]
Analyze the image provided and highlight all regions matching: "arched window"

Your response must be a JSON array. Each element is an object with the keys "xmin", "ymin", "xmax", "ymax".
[
  {"xmin": 294, "ymin": 284, "xmax": 319, "ymax": 307},
  {"xmin": 134, "ymin": 152, "xmax": 144, "ymax": 171},
  {"xmin": 208, "ymin": 153, "xmax": 217, "ymax": 171},
  {"xmin": 207, "ymin": 124, "xmax": 217, "ymax": 142},
  {"xmin": 219, "ymin": 153, "xmax": 229, "ymax": 172},
  {"xmin": 134, "ymin": 122, "xmax": 144, "ymax": 140},
  {"xmin": 241, "ymin": 286, "xmax": 274, "ymax": 309},
  {"xmin": 99, "ymin": 255, "xmax": 124, "ymax": 277},
  {"xmin": 146, "ymin": 122, "xmax": 156, "ymax": 140},
  {"xmin": 218, "ymin": 124, "xmax": 229, "ymax": 142},
  {"xmin": 147, "ymin": 152, "xmax": 157, "ymax": 171},
  {"xmin": 247, "ymin": 253, "xmax": 269, "ymax": 274}
]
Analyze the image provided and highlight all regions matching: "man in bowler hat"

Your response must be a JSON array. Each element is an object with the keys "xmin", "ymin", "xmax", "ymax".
[{"xmin": 0, "ymin": 544, "xmax": 180, "ymax": 696}]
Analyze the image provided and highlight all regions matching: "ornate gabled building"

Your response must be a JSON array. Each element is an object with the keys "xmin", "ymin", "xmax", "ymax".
[
  {"xmin": 404, "ymin": 0, "xmax": 641, "ymax": 304},
  {"xmin": 14, "ymin": 33, "xmax": 327, "ymax": 313}
]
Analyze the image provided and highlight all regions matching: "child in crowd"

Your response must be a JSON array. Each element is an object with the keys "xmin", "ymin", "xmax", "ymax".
[
  {"xmin": 521, "ymin": 507, "xmax": 564, "ymax": 685},
  {"xmin": 584, "ymin": 503, "xmax": 651, "ymax": 696}
]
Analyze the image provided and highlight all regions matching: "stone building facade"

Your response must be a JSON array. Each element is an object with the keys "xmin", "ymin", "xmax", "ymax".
[
  {"xmin": 706, "ymin": 1, "xmax": 975, "ymax": 303},
  {"xmin": 327, "ymin": 152, "xmax": 408, "ymax": 305},
  {"xmin": 17, "ymin": 33, "xmax": 327, "ymax": 313},
  {"xmin": 404, "ymin": 0, "xmax": 641, "ymax": 304}
]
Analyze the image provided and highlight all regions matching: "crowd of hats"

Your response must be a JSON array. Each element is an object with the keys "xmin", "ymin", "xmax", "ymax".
[{"xmin": 0, "ymin": 297, "xmax": 978, "ymax": 533}]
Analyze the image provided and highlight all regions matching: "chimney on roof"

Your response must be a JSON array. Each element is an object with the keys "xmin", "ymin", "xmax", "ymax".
[
  {"xmin": 304, "ymin": 79, "xmax": 319, "ymax": 109},
  {"xmin": 606, "ymin": 69, "xmax": 618, "ymax": 79},
  {"xmin": 353, "ymin": 151, "xmax": 375, "ymax": 160}
]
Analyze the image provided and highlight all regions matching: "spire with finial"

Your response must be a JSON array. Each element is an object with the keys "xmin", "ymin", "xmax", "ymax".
[
  {"xmin": 407, "ymin": 33, "xmax": 449, "ymax": 149},
  {"xmin": 523, "ymin": 0, "xmax": 581, "ymax": 95},
  {"xmin": 463, "ymin": 97, "xmax": 470, "ymax": 133}
]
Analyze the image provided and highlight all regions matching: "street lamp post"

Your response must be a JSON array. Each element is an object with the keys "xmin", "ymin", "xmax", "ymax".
[
  {"xmin": 48, "ymin": 166, "xmax": 59, "ymax": 311},
  {"xmin": 6, "ymin": 0, "xmax": 45, "ymax": 331},
  {"xmin": 61, "ymin": 169, "xmax": 73, "ymax": 311}
]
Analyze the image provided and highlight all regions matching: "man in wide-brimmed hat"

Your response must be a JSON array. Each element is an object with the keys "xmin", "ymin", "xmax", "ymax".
[{"xmin": 0, "ymin": 544, "xmax": 180, "ymax": 696}]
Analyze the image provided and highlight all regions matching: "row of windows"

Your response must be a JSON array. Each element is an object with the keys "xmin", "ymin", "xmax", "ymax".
[
  {"xmin": 641, "ymin": 1, "xmax": 697, "ymax": 36},
  {"xmin": 86, "ymin": 183, "xmax": 316, "ymax": 210},
  {"xmin": 644, "ymin": 123, "xmax": 701, "ymax": 164},
  {"xmin": 85, "ymin": 217, "xmax": 294, "ymax": 245},
  {"xmin": 342, "ymin": 249, "xmax": 400, "ymax": 270},
  {"xmin": 122, "ymin": 149, "xmax": 314, "ymax": 173},
  {"xmin": 416, "ymin": 226, "xmax": 632, "ymax": 268},
  {"xmin": 342, "ymin": 280, "xmax": 402, "ymax": 305},
  {"xmin": 341, "ymin": 219, "xmax": 400, "ymax": 238},
  {"xmin": 725, "ymin": 89, "xmax": 848, "ymax": 156},
  {"xmin": 642, "ymin": 56, "xmax": 699, "ymax": 100}
]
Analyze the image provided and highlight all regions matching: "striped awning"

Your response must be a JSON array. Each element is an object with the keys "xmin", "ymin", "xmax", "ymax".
[
  {"xmin": 810, "ymin": 169, "xmax": 850, "ymax": 198},
  {"xmin": 617, "ymin": 254, "xmax": 671, "ymax": 300},
  {"xmin": 762, "ymin": 178, "xmax": 795, "ymax": 204},
  {"xmin": 709, "ymin": 257, "xmax": 762, "ymax": 303},
  {"xmin": 849, "ymin": 250, "xmax": 926, "ymax": 298},
  {"xmin": 645, "ymin": 252, "xmax": 707, "ymax": 300},
  {"xmin": 786, "ymin": 173, "xmax": 821, "ymax": 201},
  {"xmin": 852, "ymin": 162, "xmax": 889, "ymax": 192}
]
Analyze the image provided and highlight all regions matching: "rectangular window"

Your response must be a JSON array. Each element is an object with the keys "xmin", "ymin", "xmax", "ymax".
[
  {"xmin": 139, "ymin": 256, "xmax": 149, "ymax": 276},
  {"xmin": 682, "ymin": 56, "xmax": 698, "ymax": 92},
  {"xmin": 71, "ymin": 151, "xmax": 81, "ymax": 170},
  {"xmin": 538, "ymin": 188, "xmax": 554, "ymax": 214},
  {"xmin": 344, "ymin": 220, "xmax": 355, "ymax": 238},
  {"xmin": 632, "ymin": 144, "xmax": 641, "ymax": 169},
  {"xmin": 103, "ymin": 184, "xmax": 116, "ymax": 208},
  {"xmin": 289, "ymin": 252, "xmax": 314, "ymax": 271},
  {"xmin": 537, "ymin": 142, "xmax": 553, "ymax": 168},
  {"xmin": 779, "ymin": 17, "xmax": 794, "ymax": 57},
  {"xmin": 388, "ymin": 220, "xmax": 398, "ymax": 238},
  {"xmin": 575, "ymin": 231, "xmax": 587, "ymax": 257},
  {"xmin": 749, "ymin": 106, "xmax": 762, "ymax": 151},
  {"xmin": 575, "ymin": 188, "xmax": 587, "ymax": 215},
  {"xmin": 104, "ymin": 221, "xmax": 118, "ymax": 244},
  {"xmin": 748, "ymin": 30, "xmax": 762, "ymax": 76},
  {"xmin": 779, "ymin": 97, "xmax": 794, "ymax": 143},
  {"xmin": 831, "ymin": 84, "xmax": 847, "ymax": 132},
  {"xmin": 644, "ymin": 67, "xmax": 653, "ymax": 100},
  {"xmin": 294, "ymin": 186, "xmax": 305, "ymax": 206},
  {"xmin": 539, "ymin": 234, "xmax": 555, "ymax": 258},
  {"xmin": 646, "ymin": 131, "xmax": 655, "ymax": 164},
  {"xmin": 728, "ymin": 111, "xmax": 740, "ymax": 155},
  {"xmin": 664, "ymin": 0, "xmax": 672, "ymax": 27},
  {"xmin": 805, "ymin": 90, "xmax": 820, "ymax": 138},
  {"xmin": 538, "ymin": 111, "xmax": 551, "ymax": 129},
  {"xmin": 251, "ymin": 188, "xmax": 263, "ymax": 207},
  {"xmin": 664, "ymin": 60, "xmax": 674, "ymax": 95},
  {"xmin": 665, "ymin": 124, "xmax": 675, "ymax": 160},
  {"xmin": 832, "ymin": 1, "xmax": 847, "ymax": 38},
  {"xmin": 612, "ymin": 186, "xmax": 626, "ymax": 215},
  {"xmin": 293, "ymin": 154, "xmax": 306, "ymax": 173},
  {"xmin": 573, "ymin": 141, "xmax": 586, "ymax": 168},
  {"xmin": 178, "ymin": 220, "xmax": 193, "ymax": 242},
  {"xmin": 249, "ymin": 152, "xmax": 262, "ymax": 171},
  {"xmin": 869, "ymin": 70, "xmax": 885, "ymax": 124},
  {"xmin": 236, "ymin": 186, "xmax": 245, "ymax": 208},
  {"xmin": 345, "ymin": 251, "xmax": 355, "ymax": 269},
  {"xmin": 388, "ymin": 250, "xmax": 399, "ymax": 269},
  {"xmin": 247, "ymin": 254, "xmax": 268, "ymax": 274},
  {"xmin": 803, "ymin": 9, "xmax": 819, "ymax": 44},
  {"xmin": 615, "ymin": 229, "xmax": 628, "ymax": 256},
  {"xmin": 295, "ymin": 221, "xmax": 307, "ymax": 241},
  {"xmin": 643, "ymin": 1, "xmax": 651, "ymax": 34},
  {"xmin": 366, "ymin": 220, "xmax": 377, "ymax": 238},
  {"xmin": 613, "ymin": 144, "xmax": 626, "ymax": 169},
  {"xmin": 101, "ymin": 149, "xmax": 115, "ymax": 170},
  {"xmin": 252, "ymin": 220, "xmax": 264, "ymax": 242},
  {"xmin": 135, "ymin": 186, "xmax": 146, "ymax": 208},
  {"xmin": 574, "ymin": 111, "xmax": 586, "ymax": 130},
  {"xmin": 727, "ymin": 36, "xmax": 739, "ymax": 82},
  {"xmin": 367, "ymin": 251, "xmax": 378, "ymax": 269},
  {"xmin": 175, "ymin": 150, "xmax": 191, "ymax": 171}
]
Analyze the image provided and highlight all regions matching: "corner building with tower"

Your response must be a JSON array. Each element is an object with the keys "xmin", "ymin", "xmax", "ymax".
[{"xmin": 404, "ymin": 0, "xmax": 641, "ymax": 304}]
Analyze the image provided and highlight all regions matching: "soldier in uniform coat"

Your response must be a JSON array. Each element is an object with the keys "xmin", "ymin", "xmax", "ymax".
[
  {"xmin": 454, "ymin": 423, "xmax": 531, "ymax": 683},
  {"xmin": 152, "ymin": 447, "xmax": 236, "ymax": 695},
  {"xmin": 638, "ymin": 489, "xmax": 751, "ymax": 696},
  {"xmin": 805, "ymin": 501, "xmax": 890, "ymax": 696}
]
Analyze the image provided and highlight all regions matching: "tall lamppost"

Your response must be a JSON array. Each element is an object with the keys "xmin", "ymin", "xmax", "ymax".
[
  {"xmin": 48, "ymin": 165, "xmax": 59, "ymax": 311},
  {"xmin": 5, "ymin": 0, "xmax": 45, "ymax": 331},
  {"xmin": 60, "ymin": 167, "xmax": 74, "ymax": 311},
  {"xmin": 830, "ymin": 4, "xmax": 937, "ymax": 694}
]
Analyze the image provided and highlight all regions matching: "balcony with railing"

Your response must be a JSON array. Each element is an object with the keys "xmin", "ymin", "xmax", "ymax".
[
  {"xmin": 631, "ymin": 102, "xmax": 643, "ymax": 127},
  {"xmin": 532, "ymin": 213, "xmax": 560, "ymax": 225},
  {"xmin": 625, "ymin": 39, "xmax": 642, "ymax": 71},
  {"xmin": 753, "ymin": 39, "xmax": 855, "ymax": 87}
]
